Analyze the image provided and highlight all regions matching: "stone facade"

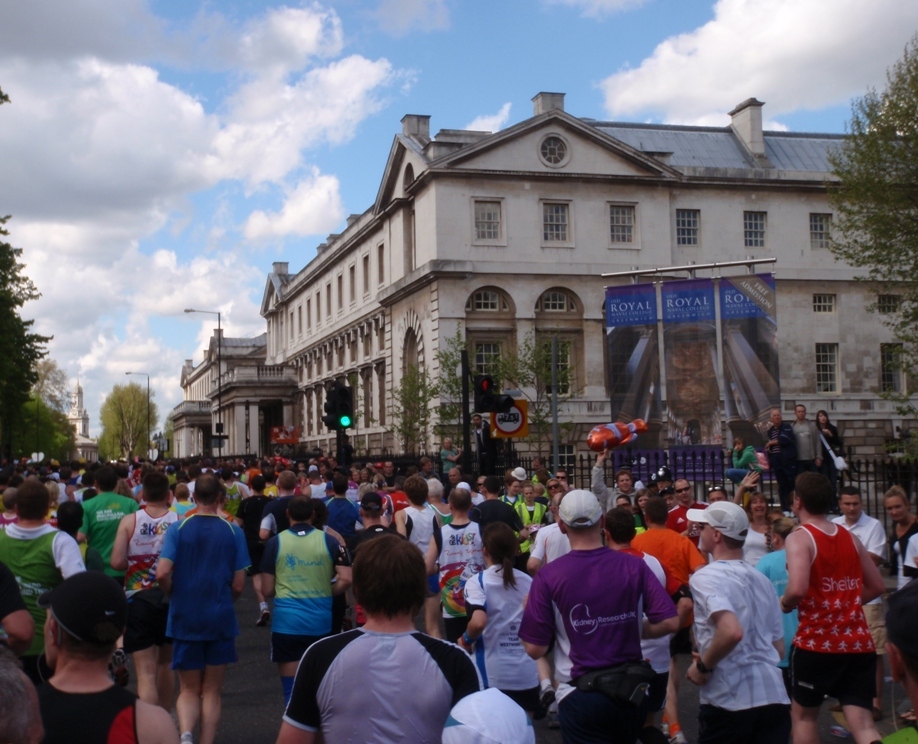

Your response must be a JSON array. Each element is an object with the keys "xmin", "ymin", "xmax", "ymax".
[{"xmin": 251, "ymin": 92, "xmax": 913, "ymax": 459}]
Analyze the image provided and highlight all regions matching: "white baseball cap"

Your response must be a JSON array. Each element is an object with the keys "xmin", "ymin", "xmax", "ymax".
[
  {"xmin": 687, "ymin": 502, "xmax": 749, "ymax": 540},
  {"xmin": 510, "ymin": 467, "xmax": 527, "ymax": 482},
  {"xmin": 558, "ymin": 489, "xmax": 603, "ymax": 528}
]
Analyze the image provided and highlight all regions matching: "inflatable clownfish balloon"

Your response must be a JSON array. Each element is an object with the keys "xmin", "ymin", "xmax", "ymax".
[{"xmin": 586, "ymin": 420, "xmax": 648, "ymax": 453}]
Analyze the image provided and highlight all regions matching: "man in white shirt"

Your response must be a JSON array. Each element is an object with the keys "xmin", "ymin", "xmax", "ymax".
[
  {"xmin": 526, "ymin": 490, "xmax": 571, "ymax": 575},
  {"xmin": 832, "ymin": 485, "xmax": 888, "ymax": 719},
  {"xmin": 686, "ymin": 501, "xmax": 790, "ymax": 744}
]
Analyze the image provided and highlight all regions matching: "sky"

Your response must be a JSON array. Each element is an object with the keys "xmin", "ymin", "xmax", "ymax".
[{"xmin": 1, "ymin": 0, "xmax": 917, "ymax": 436}]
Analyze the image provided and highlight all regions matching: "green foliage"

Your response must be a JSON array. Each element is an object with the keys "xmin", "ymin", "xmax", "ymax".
[
  {"xmin": 163, "ymin": 412, "xmax": 175, "ymax": 459},
  {"xmin": 33, "ymin": 358, "xmax": 71, "ymax": 413},
  {"xmin": 499, "ymin": 333, "xmax": 575, "ymax": 459},
  {"xmin": 389, "ymin": 365, "xmax": 437, "ymax": 452},
  {"xmin": 99, "ymin": 382, "xmax": 159, "ymax": 460},
  {"xmin": 8, "ymin": 395, "xmax": 75, "ymax": 462},
  {"xmin": 433, "ymin": 326, "xmax": 467, "ymax": 441},
  {"xmin": 828, "ymin": 36, "xmax": 918, "ymax": 405}
]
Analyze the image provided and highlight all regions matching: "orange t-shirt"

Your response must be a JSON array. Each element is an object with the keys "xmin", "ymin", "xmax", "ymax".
[{"xmin": 632, "ymin": 527, "xmax": 706, "ymax": 586}]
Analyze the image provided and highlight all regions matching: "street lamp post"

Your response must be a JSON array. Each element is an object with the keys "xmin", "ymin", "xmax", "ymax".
[
  {"xmin": 125, "ymin": 371, "xmax": 150, "ymax": 459},
  {"xmin": 185, "ymin": 308, "xmax": 223, "ymax": 455}
]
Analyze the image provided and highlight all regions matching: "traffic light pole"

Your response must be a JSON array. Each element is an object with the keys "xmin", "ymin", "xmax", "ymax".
[{"xmin": 461, "ymin": 349, "xmax": 471, "ymax": 474}]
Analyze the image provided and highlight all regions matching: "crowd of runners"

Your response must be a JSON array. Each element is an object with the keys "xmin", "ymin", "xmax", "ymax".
[{"xmin": 2, "ymin": 406, "xmax": 918, "ymax": 743}]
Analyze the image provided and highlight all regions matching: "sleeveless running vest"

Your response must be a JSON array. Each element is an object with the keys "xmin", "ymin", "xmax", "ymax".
[
  {"xmin": 793, "ymin": 522, "xmax": 874, "ymax": 654},
  {"xmin": 273, "ymin": 526, "xmax": 335, "ymax": 636},
  {"xmin": 38, "ymin": 684, "xmax": 138, "ymax": 744},
  {"xmin": 404, "ymin": 503, "xmax": 437, "ymax": 554},
  {"xmin": 437, "ymin": 521, "xmax": 484, "ymax": 618},
  {"xmin": 124, "ymin": 508, "xmax": 179, "ymax": 595},
  {"xmin": 0, "ymin": 529, "xmax": 61, "ymax": 656}
]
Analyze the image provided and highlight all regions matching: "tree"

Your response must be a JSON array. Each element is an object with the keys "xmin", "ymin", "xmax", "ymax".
[
  {"xmin": 433, "ymin": 326, "xmax": 467, "ymax": 442},
  {"xmin": 389, "ymin": 365, "xmax": 437, "ymax": 453},
  {"xmin": 10, "ymin": 396, "xmax": 75, "ymax": 463},
  {"xmin": 99, "ymin": 382, "xmax": 159, "ymax": 460},
  {"xmin": 828, "ymin": 36, "xmax": 918, "ymax": 399},
  {"xmin": 0, "ymin": 88, "xmax": 51, "ymax": 460},
  {"xmin": 32, "ymin": 358, "xmax": 71, "ymax": 413}
]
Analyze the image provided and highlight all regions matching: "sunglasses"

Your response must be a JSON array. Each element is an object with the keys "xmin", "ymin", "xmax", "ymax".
[
  {"xmin": 548, "ymin": 484, "xmax": 562, "ymax": 490},
  {"xmin": 707, "ymin": 485, "xmax": 726, "ymax": 493},
  {"xmin": 675, "ymin": 486, "xmax": 692, "ymax": 493}
]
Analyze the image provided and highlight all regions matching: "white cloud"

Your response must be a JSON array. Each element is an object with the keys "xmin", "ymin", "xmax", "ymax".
[
  {"xmin": 374, "ymin": 0, "xmax": 450, "ymax": 36},
  {"xmin": 238, "ymin": 5, "xmax": 344, "ymax": 74},
  {"xmin": 599, "ymin": 0, "xmax": 918, "ymax": 125},
  {"xmin": 244, "ymin": 171, "xmax": 345, "ymax": 239},
  {"xmin": 465, "ymin": 103, "xmax": 512, "ymax": 133},
  {"xmin": 544, "ymin": 0, "xmax": 648, "ymax": 17}
]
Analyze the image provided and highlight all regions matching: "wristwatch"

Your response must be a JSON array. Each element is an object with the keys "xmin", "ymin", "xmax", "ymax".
[{"xmin": 696, "ymin": 658, "xmax": 714, "ymax": 674}]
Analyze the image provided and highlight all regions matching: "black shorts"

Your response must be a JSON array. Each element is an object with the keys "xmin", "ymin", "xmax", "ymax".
[
  {"xmin": 789, "ymin": 646, "xmax": 876, "ymax": 709},
  {"xmin": 501, "ymin": 686, "xmax": 539, "ymax": 713},
  {"xmin": 646, "ymin": 671, "xmax": 669, "ymax": 712},
  {"xmin": 123, "ymin": 589, "xmax": 171, "ymax": 653},
  {"xmin": 247, "ymin": 541, "xmax": 265, "ymax": 576},
  {"xmin": 669, "ymin": 626, "xmax": 692, "ymax": 657},
  {"xmin": 271, "ymin": 632, "xmax": 325, "ymax": 664}
]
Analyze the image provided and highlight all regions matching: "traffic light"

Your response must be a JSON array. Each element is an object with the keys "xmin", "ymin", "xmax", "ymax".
[
  {"xmin": 322, "ymin": 382, "xmax": 354, "ymax": 431},
  {"xmin": 474, "ymin": 375, "xmax": 515, "ymax": 413},
  {"xmin": 474, "ymin": 375, "xmax": 496, "ymax": 412}
]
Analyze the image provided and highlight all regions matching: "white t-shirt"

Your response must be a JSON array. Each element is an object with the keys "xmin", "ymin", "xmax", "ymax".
[
  {"xmin": 742, "ymin": 528, "xmax": 769, "ymax": 567},
  {"xmin": 463, "ymin": 565, "xmax": 539, "ymax": 692},
  {"xmin": 904, "ymin": 534, "xmax": 918, "ymax": 590},
  {"xmin": 528, "ymin": 523, "xmax": 571, "ymax": 566},
  {"xmin": 690, "ymin": 559, "xmax": 789, "ymax": 711},
  {"xmin": 637, "ymin": 551, "xmax": 672, "ymax": 673},
  {"xmin": 833, "ymin": 511, "xmax": 887, "ymax": 604}
]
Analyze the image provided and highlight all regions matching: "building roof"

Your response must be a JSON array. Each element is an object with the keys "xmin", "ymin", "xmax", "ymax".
[{"xmin": 590, "ymin": 121, "xmax": 843, "ymax": 172}]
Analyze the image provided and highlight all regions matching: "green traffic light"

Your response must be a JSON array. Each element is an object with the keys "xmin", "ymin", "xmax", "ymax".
[{"xmin": 339, "ymin": 415, "xmax": 352, "ymax": 428}]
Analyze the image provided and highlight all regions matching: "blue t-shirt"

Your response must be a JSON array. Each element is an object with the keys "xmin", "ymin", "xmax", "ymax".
[
  {"xmin": 325, "ymin": 497, "xmax": 360, "ymax": 539},
  {"xmin": 160, "ymin": 514, "xmax": 250, "ymax": 641},
  {"xmin": 755, "ymin": 548, "xmax": 798, "ymax": 668}
]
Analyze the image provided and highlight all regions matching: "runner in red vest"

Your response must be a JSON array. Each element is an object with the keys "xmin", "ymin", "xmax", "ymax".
[{"xmin": 781, "ymin": 472, "xmax": 885, "ymax": 744}]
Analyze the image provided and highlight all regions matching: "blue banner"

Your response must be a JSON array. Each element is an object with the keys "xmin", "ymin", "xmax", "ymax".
[
  {"xmin": 661, "ymin": 279, "xmax": 715, "ymax": 323},
  {"xmin": 720, "ymin": 274, "xmax": 777, "ymax": 320},
  {"xmin": 605, "ymin": 284, "xmax": 657, "ymax": 327}
]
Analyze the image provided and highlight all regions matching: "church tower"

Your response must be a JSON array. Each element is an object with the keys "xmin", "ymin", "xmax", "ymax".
[{"xmin": 68, "ymin": 380, "xmax": 89, "ymax": 438}]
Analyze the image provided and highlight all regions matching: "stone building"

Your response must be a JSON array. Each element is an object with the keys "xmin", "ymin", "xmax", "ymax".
[
  {"xmin": 249, "ymin": 92, "xmax": 911, "ymax": 460},
  {"xmin": 171, "ymin": 331, "xmax": 298, "ymax": 458},
  {"xmin": 67, "ymin": 381, "xmax": 98, "ymax": 462}
]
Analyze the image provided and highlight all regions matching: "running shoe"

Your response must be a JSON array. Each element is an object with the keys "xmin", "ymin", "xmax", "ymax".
[
  {"xmin": 256, "ymin": 609, "xmax": 271, "ymax": 627},
  {"xmin": 669, "ymin": 732, "xmax": 688, "ymax": 744},
  {"xmin": 533, "ymin": 687, "xmax": 555, "ymax": 720}
]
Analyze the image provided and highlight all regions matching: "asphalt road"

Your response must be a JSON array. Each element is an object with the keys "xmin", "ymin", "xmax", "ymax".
[{"xmin": 123, "ymin": 580, "xmax": 912, "ymax": 743}]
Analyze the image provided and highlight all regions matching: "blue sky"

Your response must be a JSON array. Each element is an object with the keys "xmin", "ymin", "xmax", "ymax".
[{"xmin": 1, "ymin": 0, "xmax": 916, "ymax": 435}]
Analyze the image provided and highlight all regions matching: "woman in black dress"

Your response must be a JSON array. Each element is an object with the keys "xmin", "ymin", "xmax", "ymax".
[{"xmin": 816, "ymin": 409, "xmax": 843, "ymax": 490}]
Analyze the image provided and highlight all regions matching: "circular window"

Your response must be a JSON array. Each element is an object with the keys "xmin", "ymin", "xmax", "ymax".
[{"xmin": 540, "ymin": 135, "xmax": 568, "ymax": 166}]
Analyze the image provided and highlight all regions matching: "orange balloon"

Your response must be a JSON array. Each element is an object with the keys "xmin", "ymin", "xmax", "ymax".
[{"xmin": 587, "ymin": 420, "xmax": 648, "ymax": 452}]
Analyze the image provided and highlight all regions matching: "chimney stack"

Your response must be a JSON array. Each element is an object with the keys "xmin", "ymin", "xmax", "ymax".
[
  {"xmin": 532, "ymin": 92, "xmax": 565, "ymax": 116},
  {"xmin": 729, "ymin": 98, "xmax": 766, "ymax": 158},
  {"xmin": 401, "ymin": 114, "xmax": 431, "ymax": 142}
]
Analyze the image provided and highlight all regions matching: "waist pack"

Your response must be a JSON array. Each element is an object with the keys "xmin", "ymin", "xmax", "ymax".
[{"xmin": 573, "ymin": 661, "xmax": 655, "ymax": 707}]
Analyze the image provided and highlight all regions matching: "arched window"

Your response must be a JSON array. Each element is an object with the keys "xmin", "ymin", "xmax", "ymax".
[
  {"xmin": 402, "ymin": 329, "xmax": 419, "ymax": 376},
  {"xmin": 536, "ymin": 289, "xmax": 578, "ymax": 313},
  {"xmin": 465, "ymin": 289, "xmax": 511, "ymax": 313}
]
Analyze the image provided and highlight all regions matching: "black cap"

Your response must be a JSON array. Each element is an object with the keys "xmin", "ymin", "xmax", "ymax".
[
  {"xmin": 887, "ymin": 580, "xmax": 918, "ymax": 658},
  {"xmin": 360, "ymin": 492, "xmax": 383, "ymax": 511},
  {"xmin": 38, "ymin": 572, "xmax": 127, "ymax": 644}
]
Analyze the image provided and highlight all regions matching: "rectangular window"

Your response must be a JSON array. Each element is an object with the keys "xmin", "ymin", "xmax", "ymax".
[
  {"xmin": 297, "ymin": 306, "xmax": 302, "ymax": 336},
  {"xmin": 809, "ymin": 213, "xmax": 832, "ymax": 250},
  {"xmin": 474, "ymin": 342, "xmax": 502, "ymax": 375},
  {"xmin": 676, "ymin": 209, "xmax": 700, "ymax": 246},
  {"xmin": 337, "ymin": 276, "xmax": 343, "ymax": 311},
  {"xmin": 543, "ymin": 203, "xmax": 569, "ymax": 243},
  {"xmin": 326, "ymin": 283, "xmax": 332, "ymax": 317},
  {"xmin": 557, "ymin": 444, "xmax": 576, "ymax": 479},
  {"xmin": 878, "ymin": 294, "xmax": 902, "ymax": 314},
  {"xmin": 306, "ymin": 299, "xmax": 311, "ymax": 330},
  {"xmin": 609, "ymin": 205, "xmax": 634, "ymax": 244},
  {"xmin": 349, "ymin": 266, "xmax": 355, "ymax": 306},
  {"xmin": 316, "ymin": 292, "xmax": 321, "ymax": 323},
  {"xmin": 812, "ymin": 294, "xmax": 836, "ymax": 313},
  {"xmin": 474, "ymin": 201, "xmax": 501, "ymax": 241},
  {"xmin": 362, "ymin": 255, "xmax": 370, "ymax": 295},
  {"xmin": 815, "ymin": 343, "xmax": 839, "ymax": 393},
  {"xmin": 556, "ymin": 340, "xmax": 572, "ymax": 395},
  {"xmin": 377, "ymin": 244, "xmax": 385, "ymax": 286},
  {"xmin": 881, "ymin": 343, "xmax": 904, "ymax": 393},
  {"xmin": 744, "ymin": 211, "xmax": 766, "ymax": 247},
  {"xmin": 289, "ymin": 311, "xmax": 294, "ymax": 341}
]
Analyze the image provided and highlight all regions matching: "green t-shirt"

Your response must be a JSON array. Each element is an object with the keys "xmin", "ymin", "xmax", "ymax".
[
  {"xmin": 0, "ymin": 530, "xmax": 61, "ymax": 656},
  {"xmin": 81, "ymin": 491, "xmax": 138, "ymax": 578}
]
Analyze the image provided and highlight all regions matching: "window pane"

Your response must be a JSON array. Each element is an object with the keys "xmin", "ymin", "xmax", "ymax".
[
  {"xmin": 744, "ymin": 211, "xmax": 766, "ymax": 247},
  {"xmin": 474, "ymin": 291, "xmax": 498, "ymax": 311},
  {"xmin": 815, "ymin": 343, "xmax": 838, "ymax": 393},
  {"xmin": 474, "ymin": 201, "xmax": 501, "ymax": 241},
  {"xmin": 474, "ymin": 343, "xmax": 501, "ymax": 375},
  {"xmin": 812, "ymin": 294, "xmax": 836, "ymax": 313},
  {"xmin": 809, "ymin": 213, "xmax": 832, "ymax": 250},
  {"xmin": 541, "ymin": 136, "xmax": 567, "ymax": 165},
  {"xmin": 543, "ymin": 203, "xmax": 568, "ymax": 242},
  {"xmin": 676, "ymin": 209, "xmax": 699, "ymax": 246},
  {"xmin": 609, "ymin": 206, "xmax": 634, "ymax": 243},
  {"xmin": 878, "ymin": 295, "xmax": 902, "ymax": 314},
  {"xmin": 881, "ymin": 343, "xmax": 904, "ymax": 393},
  {"xmin": 541, "ymin": 291, "xmax": 569, "ymax": 311}
]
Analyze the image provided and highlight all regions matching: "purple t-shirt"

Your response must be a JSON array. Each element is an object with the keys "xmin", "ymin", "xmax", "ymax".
[{"xmin": 519, "ymin": 547, "xmax": 676, "ymax": 683}]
